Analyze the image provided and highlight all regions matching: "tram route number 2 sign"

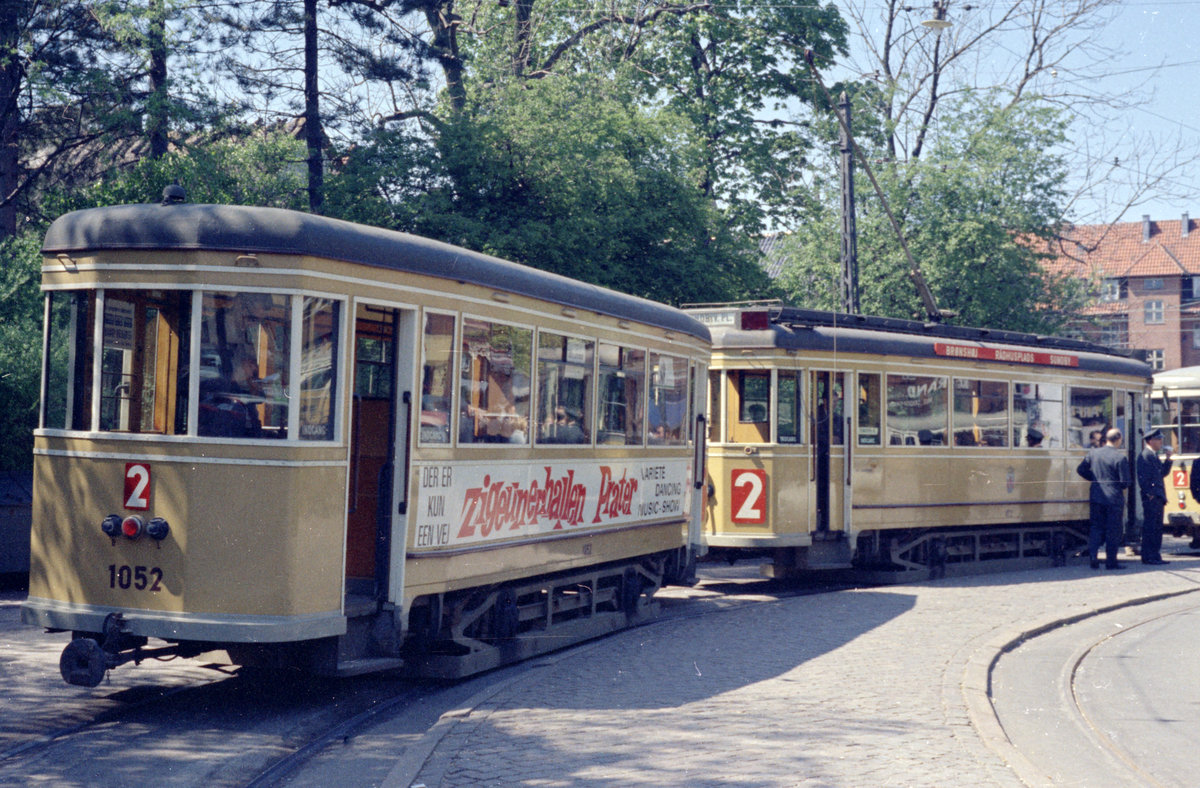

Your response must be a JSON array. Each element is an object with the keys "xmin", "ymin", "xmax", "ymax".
[
  {"xmin": 730, "ymin": 469, "xmax": 767, "ymax": 524},
  {"xmin": 124, "ymin": 462, "xmax": 151, "ymax": 510}
]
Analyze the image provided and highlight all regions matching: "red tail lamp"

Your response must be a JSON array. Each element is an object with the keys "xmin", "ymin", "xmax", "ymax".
[{"xmin": 121, "ymin": 515, "xmax": 144, "ymax": 540}]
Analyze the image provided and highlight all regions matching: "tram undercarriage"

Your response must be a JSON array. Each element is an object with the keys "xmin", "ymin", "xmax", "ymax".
[
  {"xmin": 403, "ymin": 550, "xmax": 683, "ymax": 678},
  {"xmin": 851, "ymin": 521, "xmax": 1090, "ymax": 581}
]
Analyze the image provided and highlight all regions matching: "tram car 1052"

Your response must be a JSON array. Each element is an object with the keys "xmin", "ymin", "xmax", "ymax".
[
  {"xmin": 22, "ymin": 192, "xmax": 711, "ymax": 687},
  {"xmin": 1150, "ymin": 366, "xmax": 1200, "ymax": 546},
  {"xmin": 687, "ymin": 303, "xmax": 1153, "ymax": 579}
]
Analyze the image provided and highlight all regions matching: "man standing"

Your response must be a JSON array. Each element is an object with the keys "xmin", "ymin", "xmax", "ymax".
[
  {"xmin": 1137, "ymin": 428, "xmax": 1172, "ymax": 565},
  {"xmin": 1076, "ymin": 428, "xmax": 1131, "ymax": 569}
]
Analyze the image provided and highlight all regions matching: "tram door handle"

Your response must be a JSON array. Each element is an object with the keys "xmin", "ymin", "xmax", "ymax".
[
  {"xmin": 845, "ymin": 415, "xmax": 852, "ymax": 486},
  {"xmin": 398, "ymin": 391, "xmax": 413, "ymax": 515},
  {"xmin": 350, "ymin": 394, "xmax": 363, "ymax": 514},
  {"xmin": 810, "ymin": 414, "xmax": 817, "ymax": 482}
]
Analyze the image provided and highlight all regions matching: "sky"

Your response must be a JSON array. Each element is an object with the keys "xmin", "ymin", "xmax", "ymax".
[
  {"xmin": 834, "ymin": 0, "xmax": 1200, "ymax": 227},
  {"xmin": 1097, "ymin": 1, "xmax": 1200, "ymax": 224}
]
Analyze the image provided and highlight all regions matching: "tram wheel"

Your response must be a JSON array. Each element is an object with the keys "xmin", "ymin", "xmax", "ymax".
[{"xmin": 60, "ymin": 638, "xmax": 107, "ymax": 688}]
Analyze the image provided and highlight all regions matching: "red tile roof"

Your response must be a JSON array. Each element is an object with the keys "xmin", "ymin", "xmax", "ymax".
[{"xmin": 1044, "ymin": 216, "xmax": 1200, "ymax": 279}]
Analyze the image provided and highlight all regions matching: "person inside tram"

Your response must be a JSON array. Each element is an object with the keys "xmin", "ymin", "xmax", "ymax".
[{"xmin": 1027, "ymin": 428, "xmax": 1043, "ymax": 447}]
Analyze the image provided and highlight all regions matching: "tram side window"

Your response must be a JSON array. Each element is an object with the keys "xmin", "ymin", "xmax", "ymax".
[
  {"xmin": 598, "ymin": 344, "xmax": 646, "ymax": 445},
  {"xmin": 1013, "ymin": 382, "xmax": 1063, "ymax": 448},
  {"xmin": 536, "ymin": 332, "xmax": 593, "ymax": 445},
  {"xmin": 420, "ymin": 312, "xmax": 455, "ymax": 444},
  {"xmin": 708, "ymin": 370, "xmax": 722, "ymax": 444},
  {"xmin": 1068, "ymin": 387, "xmax": 1112, "ymax": 449},
  {"xmin": 777, "ymin": 371, "xmax": 802, "ymax": 444},
  {"xmin": 857, "ymin": 373, "xmax": 881, "ymax": 445},
  {"xmin": 298, "ymin": 297, "xmax": 339, "ymax": 441},
  {"xmin": 99, "ymin": 290, "xmax": 191, "ymax": 435},
  {"xmin": 648, "ymin": 352, "xmax": 687, "ymax": 445},
  {"xmin": 952, "ymin": 379, "xmax": 1009, "ymax": 447},
  {"xmin": 460, "ymin": 318, "xmax": 532, "ymax": 444},
  {"xmin": 887, "ymin": 374, "xmax": 947, "ymax": 446},
  {"xmin": 198, "ymin": 292, "xmax": 290, "ymax": 439},
  {"xmin": 726, "ymin": 370, "xmax": 769, "ymax": 443},
  {"xmin": 1174, "ymin": 397, "xmax": 1200, "ymax": 454},
  {"xmin": 43, "ymin": 290, "xmax": 94, "ymax": 431}
]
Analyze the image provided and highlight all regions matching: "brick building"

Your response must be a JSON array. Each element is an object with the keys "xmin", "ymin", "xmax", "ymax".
[{"xmin": 1047, "ymin": 213, "xmax": 1200, "ymax": 371}]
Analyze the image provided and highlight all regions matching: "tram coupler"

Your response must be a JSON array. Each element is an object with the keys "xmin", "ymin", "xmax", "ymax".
[{"xmin": 59, "ymin": 612, "xmax": 155, "ymax": 687}]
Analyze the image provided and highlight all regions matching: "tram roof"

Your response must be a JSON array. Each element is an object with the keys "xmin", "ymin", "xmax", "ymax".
[
  {"xmin": 691, "ymin": 305, "xmax": 1152, "ymax": 379},
  {"xmin": 42, "ymin": 201, "xmax": 710, "ymax": 344}
]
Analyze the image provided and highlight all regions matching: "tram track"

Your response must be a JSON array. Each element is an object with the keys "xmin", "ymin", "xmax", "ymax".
[{"xmin": 0, "ymin": 566, "xmax": 852, "ymax": 787}]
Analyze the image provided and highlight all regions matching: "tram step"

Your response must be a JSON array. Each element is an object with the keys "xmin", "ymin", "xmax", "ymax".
[{"xmin": 335, "ymin": 656, "xmax": 405, "ymax": 677}]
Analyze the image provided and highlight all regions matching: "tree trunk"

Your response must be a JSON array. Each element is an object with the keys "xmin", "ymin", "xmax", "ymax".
[
  {"xmin": 148, "ymin": 0, "xmax": 169, "ymax": 159},
  {"xmin": 0, "ymin": 0, "xmax": 27, "ymax": 239},
  {"xmin": 304, "ymin": 0, "xmax": 323, "ymax": 213}
]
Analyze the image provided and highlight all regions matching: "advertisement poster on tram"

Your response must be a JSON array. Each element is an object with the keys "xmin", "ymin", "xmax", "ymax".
[{"xmin": 411, "ymin": 459, "xmax": 692, "ymax": 550}]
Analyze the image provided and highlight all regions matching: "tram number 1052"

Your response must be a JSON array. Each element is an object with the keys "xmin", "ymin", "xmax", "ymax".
[
  {"xmin": 415, "ymin": 523, "xmax": 450, "ymax": 548},
  {"xmin": 107, "ymin": 564, "xmax": 164, "ymax": 592}
]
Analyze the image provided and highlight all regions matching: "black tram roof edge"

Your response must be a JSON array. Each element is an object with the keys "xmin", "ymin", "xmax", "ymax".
[
  {"xmin": 43, "ymin": 202, "xmax": 711, "ymax": 344},
  {"xmin": 690, "ymin": 304, "xmax": 1152, "ymax": 379}
]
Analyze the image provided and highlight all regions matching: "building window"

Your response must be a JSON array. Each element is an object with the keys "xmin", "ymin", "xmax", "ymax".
[
  {"xmin": 1099, "ymin": 323, "xmax": 1127, "ymax": 348},
  {"xmin": 1144, "ymin": 278, "xmax": 1164, "ymax": 291},
  {"xmin": 1148, "ymin": 349, "xmax": 1165, "ymax": 370},
  {"xmin": 1101, "ymin": 278, "xmax": 1125, "ymax": 302},
  {"xmin": 1145, "ymin": 300, "xmax": 1165, "ymax": 324}
]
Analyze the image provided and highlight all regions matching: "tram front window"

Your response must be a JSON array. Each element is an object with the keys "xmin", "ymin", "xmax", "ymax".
[
  {"xmin": 198, "ymin": 292, "xmax": 291, "ymax": 439},
  {"xmin": 98, "ymin": 290, "xmax": 190, "ymax": 435},
  {"xmin": 43, "ymin": 290, "xmax": 94, "ymax": 431}
]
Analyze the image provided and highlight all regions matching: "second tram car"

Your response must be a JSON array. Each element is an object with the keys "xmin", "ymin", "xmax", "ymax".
[
  {"xmin": 22, "ymin": 194, "xmax": 710, "ymax": 686},
  {"xmin": 689, "ymin": 303, "xmax": 1153, "ymax": 578},
  {"xmin": 1150, "ymin": 366, "xmax": 1200, "ymax": 546}
]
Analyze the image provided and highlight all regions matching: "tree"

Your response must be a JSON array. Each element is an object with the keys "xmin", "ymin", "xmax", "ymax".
[
  {"xmin": 0, "ymin": 231, "xmax": 45, "ymax": 470},
  {"xmin": 626, "ymin": 1, "xmax": 848, "ymax": 234},
  {"xmin": 326, "ymin": 73, "xmax": 770, "ymax": 305},
  {"xmin": 777, "ymin": 92, "xmax": 1088, "ymax": 333},
  {"xmin": 838, "ymin": 0, "xmax": 1200, "ymax": 225}
]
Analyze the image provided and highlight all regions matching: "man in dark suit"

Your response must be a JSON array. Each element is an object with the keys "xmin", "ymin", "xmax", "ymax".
[
  {"xmin": 1077, "ymin": 428, "xmax": 1131, "ymax": 569},
  {"xmin": 1137, "ymin": 428, "xmax": 1172, "ymax": 565}
]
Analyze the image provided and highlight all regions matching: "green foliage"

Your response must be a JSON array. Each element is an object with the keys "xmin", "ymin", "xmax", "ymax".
[
  {"xmin": 778, "ymin": 92, "xmax": 1084, "ymax": 333},
  {"xmin": 326, "ymin": 75, "xmax": 771, "ymax": 305},
  {"xmin": 0, "ymin": 232, "xmax": 46, "ymax": 471},
  {"xmin": 45, "ymin": 132, "xmax": 310, "ymax": 213}
]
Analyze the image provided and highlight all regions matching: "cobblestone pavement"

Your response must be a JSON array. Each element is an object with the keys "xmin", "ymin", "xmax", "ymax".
[{"xmin": 391, "ymin": 555, "xmax": 1200, "ymax": 788}]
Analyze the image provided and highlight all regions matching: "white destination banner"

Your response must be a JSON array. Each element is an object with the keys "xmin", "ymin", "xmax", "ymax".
[{"xmin": 412, "ymin": 458, "xmax": 693, "ymax": 550}]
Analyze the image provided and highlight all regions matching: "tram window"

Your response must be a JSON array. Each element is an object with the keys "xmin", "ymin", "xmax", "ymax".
[
  {"xmin": 726, "ymin": 370, "xmax": 769, "ymax": 443},
  {"xmin": 952, "ymin": 379, "xmax": 1009, "ymax": 447},
  {"xmin": 298, "ymin": 297, "xmax": 339, "ymax": 441},
  {"xmin": 460, "ymin": 318, "xmax": 532, "ymax": 444},
  {"xmin": 536, "ymin": 332, "xmax": 593, "ymax": 445},
  {"xmin": 777, "ymin": 372, "xmax": 802, "ymax": 444},
  {"xmin": 198, "ymin": 292, "xmax": 290, "ymax": 439},
  {"xmin": 420, "ymin": 312, "xmax": 455, "ymax": 444},
  {"xmin": 1013, "ymin": 382, "xmax": 1062, "ymax": 448},
  {"xmin": 708, "ymin": 370, "xmax": 722, "ymax": 444},
  {"xmin": 598, "ymin": 344, "xmax": 646, "ymax": 445},
  {"xmin": 857, "ymin": 373, "xmax": 881, "ymax": 446},
  {"xmin": 1175, "ymin": 397, "xmax": 1200, "ymax": 454},
  {"xmin": 831, "ymin": 372, "xmax": 845, "ymax": 446},
  {"xmin": 1068, "ymin": 387, "xmax": 1112, "ymax": 449},
  {"xmin": 648, "ymin": 352, "xmax": 687, "ymax": 445},
  {"xmin": 99, "ymin": 290, "xmax": 190, "ymax": 435},
  {"xmin": 43, "ymin": 290, "xmax": 94, "ymax": 431},
  {"xmin": 886, "ymin": 374, "xmax": 947, "ymax": 446}
]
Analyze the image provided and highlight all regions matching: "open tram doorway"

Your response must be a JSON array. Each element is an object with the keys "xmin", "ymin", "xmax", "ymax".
[
  {"xmin": 346, "ymin": 303, "xmax": 416, "ymax": 608},
  {"xmin": 810, "ymin": 370, "xmax": 847, "ymax": 535}
]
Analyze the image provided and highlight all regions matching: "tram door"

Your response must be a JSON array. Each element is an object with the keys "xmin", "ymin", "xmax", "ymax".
[
  {"xmin": 346, "ymin": 304, "xmax": 415, "ymax": 603},
  {"xmin": 810, "ymin": 371, "xmax": 847, "ymax": 534}
]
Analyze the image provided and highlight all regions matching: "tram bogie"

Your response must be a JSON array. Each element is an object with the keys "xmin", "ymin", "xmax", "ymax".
[
  {"xmin": 690, "ymin": 303, "xmax": 1152, "ymax": 581},
  {"xmin": 24, "ymin": 197, "xmax": 709, "ymax": 686}
]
